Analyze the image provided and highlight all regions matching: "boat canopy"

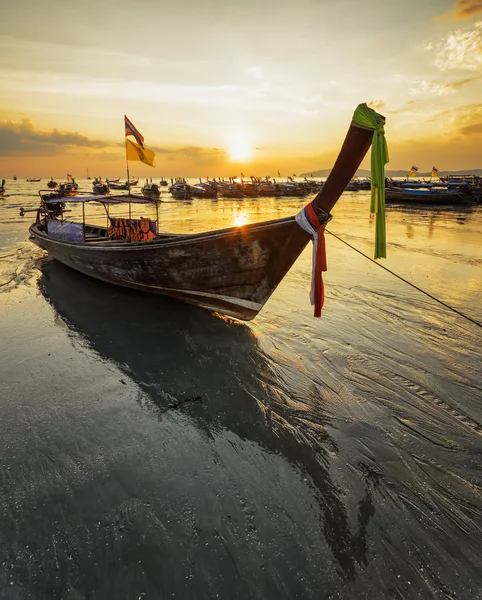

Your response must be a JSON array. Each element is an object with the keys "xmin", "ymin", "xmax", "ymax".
[{"xmin": 40, "ymin": 192, "xmax": 160, "ymax": 205}]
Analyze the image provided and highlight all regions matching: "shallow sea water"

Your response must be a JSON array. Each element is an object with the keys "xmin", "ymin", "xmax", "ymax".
[{"xmin": 0, "ymin": 180, "xmax": 481, "ymax": 599}]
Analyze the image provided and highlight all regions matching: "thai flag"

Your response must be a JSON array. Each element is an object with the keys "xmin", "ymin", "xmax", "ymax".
[
  {"xmin": 411, "ymin": 165, "xmax": 418, "ymax": 172},
  {"xmin": 124, "ymin": 116, "xmax": 145, "ymax": 148}
]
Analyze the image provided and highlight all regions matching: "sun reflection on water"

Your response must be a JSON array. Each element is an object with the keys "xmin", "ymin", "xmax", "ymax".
[{"xmin": 234, "ymin": 212, "xmax": 248, "ymax": 227}]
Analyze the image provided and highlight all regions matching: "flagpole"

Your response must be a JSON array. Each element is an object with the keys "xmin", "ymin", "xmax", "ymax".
[{"xmin": 125, "ymin": 140, "xmax": 131, "ymax": 196}]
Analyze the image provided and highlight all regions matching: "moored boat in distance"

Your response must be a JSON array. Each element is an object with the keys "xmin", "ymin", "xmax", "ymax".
[
  {"xmin": 159, "ymin": 178, "xmax": 168, "ymax": 187},
  {"xmin": 385, "ymin": 183, "xmax": 475, "ymax": 204},
  {"xmin": 440, "ymin": 174, "xmax": 482, "ymax": 201},
  {"xmin": 93, "ymin": 178, "xmax": 110, "ymax": 195},
  {"xmin": 303, "ymin": 178, "xmax": 324, "ymax": 193},
  {"xmin": 107, "ymin": 180, "xmax": 129, "ymax": 190},
  {"xmin": 47, "ymin": 178, "xmax": 58, "ymax": 189},
  {"xmin": 57, "ymin": 178, "xmax": 79, "ymax": 197},
  {"xmin": 23, "ymin": 103, "xmax": 382, "ymax": 321},
  {"xmin": 27, "ymin": 178, "xmax": 41, "ymax": 182},
  {"xmin": 0, "ymin": 179, "xmax": 5, "ymax": 197},
  {"xmin": 190, "ymin": 182, "xmax": 217, "ymax": 199},
  {"xmin": 275, "ymin": 178, "xmax": 308, "ymax": 197},
  {"xmin": 141, "ymin": 179, "xmax": 161, "ymax": 200},
  {"xmin": 169, "ymin": 180, "xmax": 193, "ymax": 200},
  {"xmin": 216, "ymin": 182, "xmax": 244, "ymax": 198}
]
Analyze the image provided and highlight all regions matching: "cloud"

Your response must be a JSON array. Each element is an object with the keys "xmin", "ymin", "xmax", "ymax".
[
  {"xmin": 434, "ymin": 22, "xmax": 482, "ymax": 70},
  {"xmin": 408, "ymin": 77, "xmax": 478, "ymax": 96},
  {"xmin": 0, "ymin": 118, "xmax": 109, "ymax": 156},
  {"xmin": 437, "ymin": 1, "xmax": 482, "ymax": 19},
  {"xmin": 148, "ymin": 145, "xmax": 228, "ymax": 166},
  {"xmin": 433, "ymin": 102, "xmax": 482, "ymax": 136},
  {"xmin": 387, "ymin": 101, "xmax": 417, "ymax": 115},
  {"xmin": 409, "ymin": 81, "xmax": 454, "ymax": 96},
  {"xmin": 447, "ymin": 76, "xmax": 480, "ymax": 87},
  {"xmin": 368, "ymin": 99, "xmax": 385, "ymax": 110},
  {"xmin": 459, "ymin": 122, "xmax": 482, "ymax": 134}
]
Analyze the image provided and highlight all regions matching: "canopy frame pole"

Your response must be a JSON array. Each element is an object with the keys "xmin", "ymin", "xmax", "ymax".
[
  {"xmin": 156, "ymin": 201, "xmax": 159, "ymax": 238},
  {"xmin": 82, "ymin": 201, "xmax": 85, "ymax": 241},
  {"xmin": 125, "ymin": 139, "xmax": 131, "ymax": 197}
]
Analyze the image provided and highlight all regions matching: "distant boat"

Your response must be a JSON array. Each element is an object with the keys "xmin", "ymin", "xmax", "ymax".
[
  {"xmin": 13, "ymin": 176, "xmax": 17, "ymax": 181},
  {"xmin": 385, "ymin": 184, "xmax": 475, "ymax": 204},
  {"xmin": 160, "ymin": 178, "xmax": 168, "ymax": 187},
  {"xmin": 216, "ymin": 182, "xmax": 244, "ymax": 198},
  {"xmin": 169, "ymin": 180, "xmax": 193, "ymax": 200},
  {"xmin": 57, "ymin": 179, "xmax": 79, "ymax": 197},
  {"xmin": 0, "ymin": 179, "xmax": 5, "ymax": 197},
  {"xmin": 47, "ymin": 178, "xmax": 58, "ymax": 189},
  {"xmin": 141, "ymin": 179, "xmax": 161, "ymax": 200},
  {"xmin": 93, "ymin": 178, "xmax": 110, "ymax": 195},
  {"xmin": 86, "ymin": 168, "xmax": 91, "ymax": 180},
  {"xmin": 190, "ymin": 182, "xmax": 217, "ymax": 199},
  {"xmin": 108, "ymin": 180, "xmax": 129, "ymax": 190},
  {"xmin": 27, "ymin": 178, "xmax": 41, "ymax": 182}
]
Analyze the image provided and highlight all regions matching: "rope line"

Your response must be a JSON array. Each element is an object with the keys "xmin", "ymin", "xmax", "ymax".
[{"xmin": 326, "ymin": 229, "xmax": 482, "ymax": 329}]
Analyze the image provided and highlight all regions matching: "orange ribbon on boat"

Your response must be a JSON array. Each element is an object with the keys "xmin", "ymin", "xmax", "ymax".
[{"xmin": 295, "ymin": 203, "xmax": 327, "ymax": 317}]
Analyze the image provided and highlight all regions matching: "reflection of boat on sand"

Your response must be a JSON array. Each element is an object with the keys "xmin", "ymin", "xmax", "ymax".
[
  {"xmin": 26, "ymin": 104, "xmax": 384, "ymax": 321},
  {"xmin": 38, "ymin": 257, "xmax": 375, "ymax": 583}
]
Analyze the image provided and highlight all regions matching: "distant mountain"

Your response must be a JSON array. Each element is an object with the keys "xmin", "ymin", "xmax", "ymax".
[{"xmin": 299, "ymin": 168, "xmax": 482, "ymax": 178}]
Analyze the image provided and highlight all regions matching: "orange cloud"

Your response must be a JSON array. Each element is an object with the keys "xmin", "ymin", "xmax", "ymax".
[
  {"xmin": 432, "ymin": 103, "xmax": 482, "ymax": 137},
  {"xmin": 438, "ymin": 0, "xmax": 482, "ymax": 19},
  {"xmin": 459, "ymin": 122, "xmax": 482, "ymax": 134}
]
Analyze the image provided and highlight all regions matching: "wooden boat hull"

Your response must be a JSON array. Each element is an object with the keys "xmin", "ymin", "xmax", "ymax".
[{"xmin": 29, "ymin": 217, "xmax": 310, "ymax": 320}]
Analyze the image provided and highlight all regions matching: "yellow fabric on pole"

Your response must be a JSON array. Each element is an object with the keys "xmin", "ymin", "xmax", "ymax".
[{"xmin": 126, "ymin": 139, "xmax": 155, "ymax": 167}]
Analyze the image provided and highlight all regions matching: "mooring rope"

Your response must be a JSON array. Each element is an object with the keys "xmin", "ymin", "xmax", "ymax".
[{"xmin": 326, "ymin": 229, "xmax": 482, "ymax": 329}]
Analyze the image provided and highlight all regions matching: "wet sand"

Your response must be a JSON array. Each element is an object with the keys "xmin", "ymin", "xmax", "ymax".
[{"xmin": 1, "ymin": 182, "xmax": 481, "ymax": 599}]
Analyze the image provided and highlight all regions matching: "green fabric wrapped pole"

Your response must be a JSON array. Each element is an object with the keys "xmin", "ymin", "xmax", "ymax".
[{"xmin": 352, "ymin": 103, "xmax": 389, "ymax": 259}]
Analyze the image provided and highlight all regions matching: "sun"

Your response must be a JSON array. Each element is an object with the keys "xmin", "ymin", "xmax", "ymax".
[{"xmin": 228, "ymin": 136, "xmax": 252, "ymax": 162}]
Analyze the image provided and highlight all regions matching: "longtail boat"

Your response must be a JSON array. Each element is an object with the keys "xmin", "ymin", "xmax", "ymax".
[
  {"xmin": 25, "ymin": 104, "xmax": 384, "ymax": 321},
  {"xmin": 385, "ymin": 185, "xmax": 474, "ymax": 204}
]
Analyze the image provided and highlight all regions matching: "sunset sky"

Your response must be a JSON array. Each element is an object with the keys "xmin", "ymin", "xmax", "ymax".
[{"xmin": 1, "ymin": 0, "xmax": 482, "ymax": 178}]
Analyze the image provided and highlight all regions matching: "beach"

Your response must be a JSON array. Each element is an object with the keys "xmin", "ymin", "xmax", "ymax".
[{"xmin": 1, "ymin": 183, "xmax": 481, "ymax": 599}]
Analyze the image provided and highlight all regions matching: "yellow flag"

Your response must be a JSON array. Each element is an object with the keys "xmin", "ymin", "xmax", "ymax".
[{"xmin": 125, "ymin": 139, "xmax": 155, "ymax": 167}]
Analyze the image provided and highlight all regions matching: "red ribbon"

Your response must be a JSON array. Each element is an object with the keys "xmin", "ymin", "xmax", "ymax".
[{"xmin": 305, "ymin": 204, "xmax": 327, "ymax": 318}]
